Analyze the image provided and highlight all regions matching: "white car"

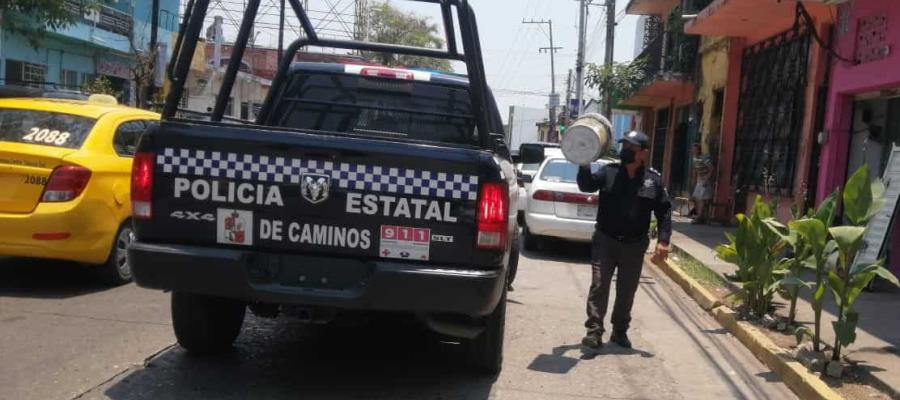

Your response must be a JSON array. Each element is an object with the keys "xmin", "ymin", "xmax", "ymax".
[{"xmin": 522, "ymin": 157, "xmax": 608, "ymax": 249}]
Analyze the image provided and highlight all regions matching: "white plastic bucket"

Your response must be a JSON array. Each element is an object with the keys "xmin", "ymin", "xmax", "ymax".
[{"xmin": 561, "ymin": 113, "xmax": 612, "ymax": 165}]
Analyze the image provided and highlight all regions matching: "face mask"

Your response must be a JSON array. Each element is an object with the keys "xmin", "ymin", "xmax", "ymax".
[{"xmin": 620, "ymin": 148, "xmax": 636, "ymax": 164}]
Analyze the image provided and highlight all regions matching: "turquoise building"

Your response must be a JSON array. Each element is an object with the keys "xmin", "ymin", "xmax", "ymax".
[{"xmin": 0, "ymin": 0, "xmax": 181, "ymax": 104}]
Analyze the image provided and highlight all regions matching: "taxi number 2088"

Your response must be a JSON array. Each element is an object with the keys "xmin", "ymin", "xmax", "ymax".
[
  {"xmin": 22, "ymin": 128, "xmax": 71, "ymax": 146},
  {"xmin": 23, "ymin": 175, "xmax": 48, "ymax": 185}
]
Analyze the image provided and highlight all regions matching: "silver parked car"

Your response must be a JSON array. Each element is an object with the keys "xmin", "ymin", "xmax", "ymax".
[{"xmin": 522, "ymin": 157, "xmax": 609, "ymax": 250}]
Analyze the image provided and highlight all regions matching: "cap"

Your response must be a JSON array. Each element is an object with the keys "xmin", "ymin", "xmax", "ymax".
[{"xmin": 619, "ymin": 131, "xmax": 650, "ymax": 149}]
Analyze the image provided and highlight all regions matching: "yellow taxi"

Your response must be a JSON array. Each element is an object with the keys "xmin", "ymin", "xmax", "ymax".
[{"xmin": 0, "ymin": 92, "xmax": 159, "ymax": 284}]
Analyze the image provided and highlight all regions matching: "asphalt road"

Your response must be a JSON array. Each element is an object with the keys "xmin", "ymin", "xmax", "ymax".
[{"xmin": 1, "ymin": 243, "xmax": 797, "ymax": 400}]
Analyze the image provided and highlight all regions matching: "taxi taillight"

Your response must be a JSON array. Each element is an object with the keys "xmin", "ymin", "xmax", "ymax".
[
  {"xmin": 41, "ymin": 166, "xmax": 92, "ymax": 202},
  {"xmin": 131, "ymin": 152, "xmax": 155, "ymax": 219}
]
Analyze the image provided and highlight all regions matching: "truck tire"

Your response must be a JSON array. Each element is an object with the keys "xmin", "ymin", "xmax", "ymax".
[
  {"xmin": 467, "ymin": 290, "xmax": 506, "ymax": 374},
  {"xmin": 507, "ymin": 238, "xmax": 520, "ymax": 288},
  {"xmin": 523, "ymin": 227, "xmax": 541, "ymax": 251},
  {"xmin": 172, "ymin": 291, "xmax": 246, "ymax": 354},
  {"xmin": 96, "ymin": 222, "xmax": 134, "ymax": 286}
]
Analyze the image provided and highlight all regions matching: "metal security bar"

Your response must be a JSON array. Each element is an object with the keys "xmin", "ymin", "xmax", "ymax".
[
  {"xmin": 162, "ymin": 0, "xmax": 494, "ymax": 149},
  {"xmin": 732, "ymin": 20, "xmax": 811, "ymax": 195}
]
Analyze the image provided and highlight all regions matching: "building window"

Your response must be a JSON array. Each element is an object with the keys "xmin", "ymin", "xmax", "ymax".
[
  {"xmin": 81, "ymin": 73, "xmax": 96, "ymax": 88},
  {"xmin": 60, "ymin": 69, "xmax": 79, "ymax": 90},
  {"xmin": 23, "ymin": 63, "xmax": 46, "ymax": 86},
  {"xmin": 241, "ymin": 102, "xmax": 249, "ymax": 120},
  {"xmin": 5, "ymin": 60, "xmax": 47, "ymax": 87},
  {"xmin": 180, "ymin": 89, "xmax": 189, "ymax": 109}
]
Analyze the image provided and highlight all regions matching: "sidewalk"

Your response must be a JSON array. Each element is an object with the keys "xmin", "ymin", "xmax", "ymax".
[{"xmin": 671, "ymin": 216, "xmax": 900, "ymax": 395}]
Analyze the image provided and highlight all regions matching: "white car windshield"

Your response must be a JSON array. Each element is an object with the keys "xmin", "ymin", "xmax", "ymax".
[
  {"xmin": 518, "ymin": 163, "xmax": 540, "ymax": 174},
  {"xmin": 539, "ymin": 159, "xmax": 602, "ymax": 183}
]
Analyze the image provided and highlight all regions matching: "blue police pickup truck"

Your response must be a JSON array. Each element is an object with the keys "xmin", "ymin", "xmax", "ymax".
[{"xmin": 128, "ymin": 0, "xmax": 519, "ymax": 374}]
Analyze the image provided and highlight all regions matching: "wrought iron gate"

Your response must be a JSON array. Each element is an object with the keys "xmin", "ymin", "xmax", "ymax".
[{"xmin": 732, "ymin": 21, "xmax": 811, "ymax": 196}]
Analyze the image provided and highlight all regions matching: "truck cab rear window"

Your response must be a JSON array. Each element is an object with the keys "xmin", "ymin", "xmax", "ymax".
[
  {"xmin": 272, "ymin": 73, "xmax": 478, "ymax": 145},
  {"xmin": 0, "ymin": 109, "xmax": 95, "ymax": 149}
]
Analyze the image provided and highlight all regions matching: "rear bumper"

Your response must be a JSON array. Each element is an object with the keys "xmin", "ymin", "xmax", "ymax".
[
  {"xmin": 525, "ymin": 212, "xmax": 595, "ymax": 242},
  {"xmin": 130, "ymin": 241, "xmax": 506, "ymax": 317},
  {"xmin": 0, "ymin": 200, "xmax": 120, "ymax": 264}
]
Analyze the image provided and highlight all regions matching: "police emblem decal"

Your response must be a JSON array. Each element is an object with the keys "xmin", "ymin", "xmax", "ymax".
[
  {"xmin": 301, "ymin": 173, "xmax": 331, "ymax": 204},
  {"xmin": 217, "ymin": 208, "xmax": 254, "ymax": 246}
]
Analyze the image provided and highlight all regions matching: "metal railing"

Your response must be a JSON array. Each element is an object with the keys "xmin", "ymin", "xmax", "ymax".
[
  {"xmin": 635, "ymin": 30, "xmax": 698, "ymax": 85},
  {"xmin": 64, "ymin": 1, "xmax": 134, "ymax": 36},
  {"xmin": 681, "ymin": 0, "xmax": 714, "ymax": 15}
]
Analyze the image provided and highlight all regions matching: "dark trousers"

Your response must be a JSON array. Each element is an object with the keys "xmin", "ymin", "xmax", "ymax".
[{"xmin": 585, "ymin": 232, "xmax": 650, "ymax": 335}]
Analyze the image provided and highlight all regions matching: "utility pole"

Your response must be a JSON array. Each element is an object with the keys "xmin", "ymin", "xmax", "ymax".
[
  {"xmin": 278, "ymin": 0, "xmax": 286, "ymax": 64},
  {"xmin": 603, "ymin": 0, "xmax": 616, "ymax": 118},
  {"xmin": 575, "ymin": 0, "xmax": 589, "ymax": 119},
  {"xmin": 147, "ymin": 0, "xmax": 160, "ymax": 108},
  {"xmin": 564, "ymin": 69, "xmax": 573, "ymax": 119},
  {"xmin": 523, "ymin": 19, "xmax": 562, "ymax": 142}
]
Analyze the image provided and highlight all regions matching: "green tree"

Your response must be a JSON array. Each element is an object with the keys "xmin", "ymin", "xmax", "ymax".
[
  {"xmin": 0, "ymin": 1, "xmax": 110, "ymax": 48},
  {"xmin": 82, "ymin": 75, "xmax": 121, "ymax": 98},
  {"xmin": 363, "ymin": 1, "xmax": 451, "ymax": 72},
  {"xmin": 584, "ymin": 58, "xmax": 648, "ymax": 108}
]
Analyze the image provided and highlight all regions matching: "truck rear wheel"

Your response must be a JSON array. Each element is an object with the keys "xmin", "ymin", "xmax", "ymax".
[
  {"xmin": 467, "ymin": 290, "xmax": 506, "ymax": 374},
  {"xmin": 523, "ymin": 227, "xmax": 541, "ymax": 251},
  {"xmin": 172, "ymin": 291, "xmax": 246, "ymax": 354}
]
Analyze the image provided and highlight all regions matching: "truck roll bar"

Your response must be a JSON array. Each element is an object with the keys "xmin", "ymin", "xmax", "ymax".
[{"xmin": 162, "ymin": 0, "xmax": 495, "ymax": 149}]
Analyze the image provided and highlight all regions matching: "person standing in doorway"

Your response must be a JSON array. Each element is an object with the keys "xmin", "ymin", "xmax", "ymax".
[
  {"xmin": 691, "ymin": 143, "xmax": 714, "ymax": 224},
  {"xmin": 576, "ymin": 131, "xmax": 673, "ymax": 349}
]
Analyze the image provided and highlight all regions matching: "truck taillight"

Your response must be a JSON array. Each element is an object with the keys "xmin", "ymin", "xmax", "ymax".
[
  {"xmin": 41, "ymin": 166, "xmax": 91, "ymax": 202},
  {"xmin": 131, "ymin": 152, "xmax": 155, "ymax": 220},
  {"xmin": 476, "ymin": 182, "xmax": 509, "ymax": 250}
]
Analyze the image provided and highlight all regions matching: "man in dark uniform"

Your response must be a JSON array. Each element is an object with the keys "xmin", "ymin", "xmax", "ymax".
[{"xmin": 576, "ymin": 131, "xmax": 672, "ymax": 349}]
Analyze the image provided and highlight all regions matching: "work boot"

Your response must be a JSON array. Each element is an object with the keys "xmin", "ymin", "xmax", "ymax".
[
  {"xmin": 610, "ymin": 331, "xmax": 632, "ymax": 349},
  {"xmin": 581, "ymin": 332, "xmax": 603, "ymax": 349}
]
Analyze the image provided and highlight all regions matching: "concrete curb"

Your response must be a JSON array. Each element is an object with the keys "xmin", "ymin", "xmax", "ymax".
[
  {"xmin": 651, "ymin": 257, "xmax": 722, "ymax": 311},
  {"xmin": 648, "ymin": 257, "xmax": 844, "ymax": 400}
]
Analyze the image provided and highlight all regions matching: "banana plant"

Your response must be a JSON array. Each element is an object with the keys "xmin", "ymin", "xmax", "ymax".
[
  {"xmin": 765, "ymin": 214, "xmax": 810, "ymax": 326},
  {"xmin": 787, "ymin": 191, "xmax": 838, "ymax": 352},
  {"xmin": 717, "ymin": 196, "xmax": 786, "ymax": 317},
  {"xmin": 829, "ymin": 166, "xmax": 899, "ymax": 361}
]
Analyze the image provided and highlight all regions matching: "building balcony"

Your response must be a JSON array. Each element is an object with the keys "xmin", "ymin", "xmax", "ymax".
[
  {"xmin": 54, "ymin": 1, "xmax": 133, "ymax": 53},
  {"xmin": 684, "ymin": 0, "xmax": 834, "ymax": 43},
  {"xmin": 627, "ymin": 0, "xmax": 714, "ymax": 16},
  {"xmin": 620, "ymin": 31, "xmax": 698, "ymax": 108},
  {"xmin": 626, "ymin": 0, "xmax": 681, "ymax": 16}
]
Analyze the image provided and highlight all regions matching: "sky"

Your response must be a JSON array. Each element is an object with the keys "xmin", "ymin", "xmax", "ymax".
[{"xmin": 198, "ymin": 0, "xmax": 640, "ymax": 123}]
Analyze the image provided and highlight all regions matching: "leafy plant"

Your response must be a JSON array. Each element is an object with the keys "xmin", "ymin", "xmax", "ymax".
[
  {"xmin": 82, "ymin": 76, "xmax": 120, "ymax": 98},
  {"xmin": 716, "ymin": 196, "xmax": 787, "ymax": 317},
  {"xmin": 783, "ymin": 191, "xmax": 837, "ymax": 351},
  {"xmin": 828, "ymin": 166, "xmax": 899, "ymax": 361},
  {"xmin": 765, "ymin": 206, "xmax": 810, "ymax": 326},
  {"xmin": 0, "ymin": 1, "xmax": 111, "ymax": 48},
  {"xmin": 584, "ymin": 58, "xmax": 648, "ymax": 108}
]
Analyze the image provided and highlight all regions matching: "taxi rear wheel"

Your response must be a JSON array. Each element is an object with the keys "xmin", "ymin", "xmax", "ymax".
[{"xmin": 97, "ymin": 222, "xmax": 134, "ymax": 285}]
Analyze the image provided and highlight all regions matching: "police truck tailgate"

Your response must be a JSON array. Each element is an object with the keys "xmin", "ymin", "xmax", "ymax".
[{"xmin": 134, "ymin": 121, "xmax": 498, "ymax": 267}]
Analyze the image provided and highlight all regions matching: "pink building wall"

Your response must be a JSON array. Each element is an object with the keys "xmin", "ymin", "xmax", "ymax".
[{"xmin": 818, "ymin": 0, "xmax": 900, "ymax": 202}]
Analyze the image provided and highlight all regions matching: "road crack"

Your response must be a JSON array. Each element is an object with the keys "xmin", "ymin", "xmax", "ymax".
[{"xmin": 19, "ymin": 310, "xmax": 171, "ymax": 327}]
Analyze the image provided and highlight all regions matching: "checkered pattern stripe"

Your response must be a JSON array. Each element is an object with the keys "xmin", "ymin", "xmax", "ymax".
[{"xmin": 157, "ymin": 148, "xmax": 480, "ymax": 201}]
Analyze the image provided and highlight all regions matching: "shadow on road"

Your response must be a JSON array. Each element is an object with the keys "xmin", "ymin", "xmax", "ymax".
[
  {"xmin": 521, "ymin": 238, "xmax": 592, "ymax": 263},
  {"xmin": 102, "ymin": 315, "xmax": 495, "ymax": 400},
  {"xmin": 527, "ymin": 343, "xmax": 655, "ymax": 375},
  {"xmin": 0, "ymin": 257, "xmax": 111, "ymax": 299}
]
